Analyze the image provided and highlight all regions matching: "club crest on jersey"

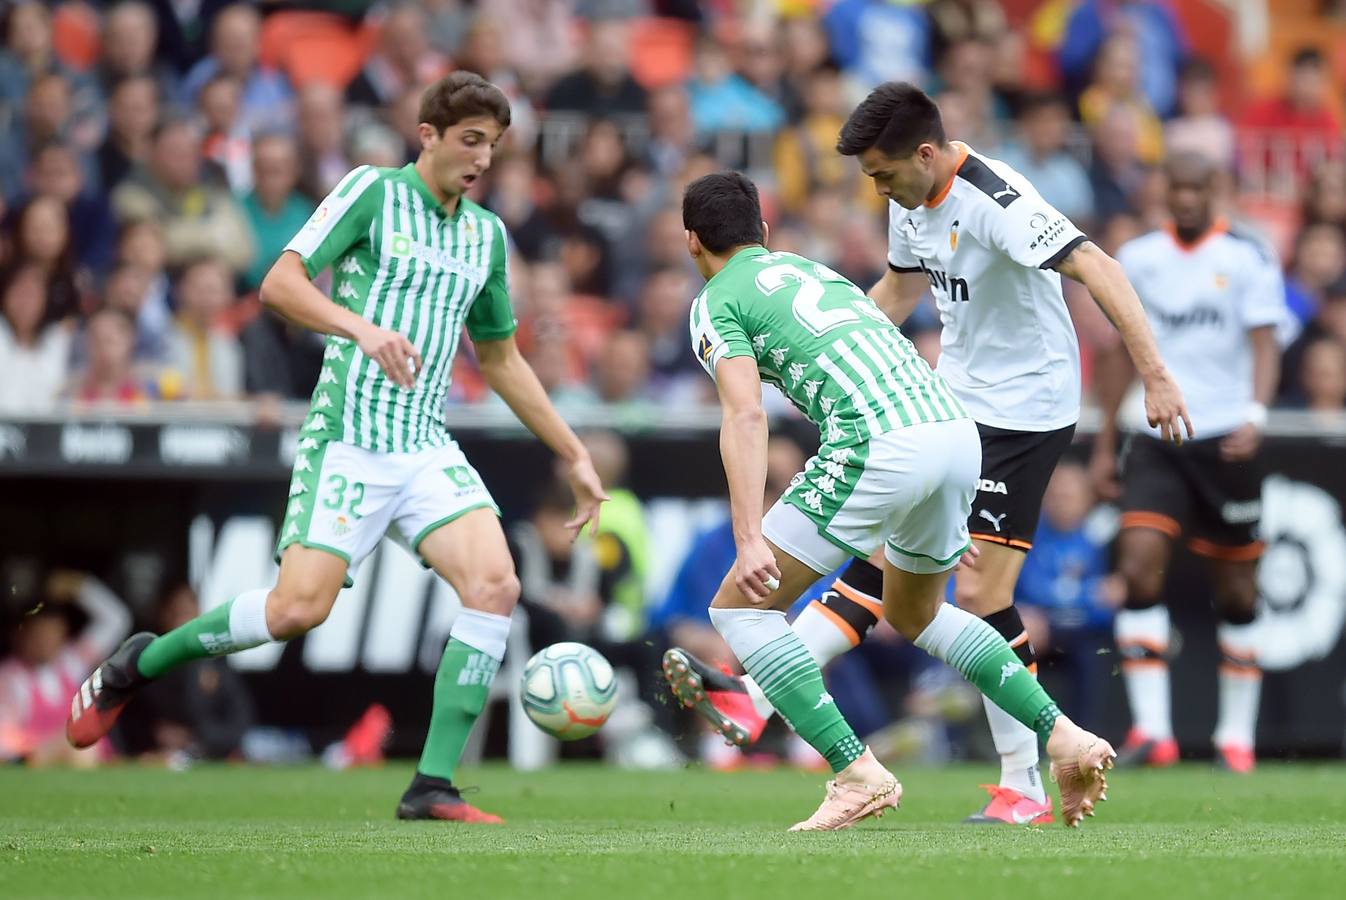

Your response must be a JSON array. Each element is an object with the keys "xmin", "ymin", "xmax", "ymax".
[
  {"xmin": 1215, "ymin": 274, "xmax": 1229, "ymax": 289},
  {"xmin": 949, "ymin": 220, "xmax": 960, "ymax": 252},
  {"xmin": 697, "ymin": 334, "xmax": 714, "ymax": 362}
]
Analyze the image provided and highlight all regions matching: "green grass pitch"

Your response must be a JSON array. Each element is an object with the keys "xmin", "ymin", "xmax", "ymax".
[{"xmin": 3, "ymin": 762, "xmax": 1344, "ymax": 899}]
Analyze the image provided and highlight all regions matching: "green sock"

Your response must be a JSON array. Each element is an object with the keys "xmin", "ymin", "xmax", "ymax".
[
  {"xmin": 914, "ymin": 605, "xmax": 1061, "ymax": 741},
  {"xmin": 712, "ymin": 608, "xmax": 865, "ymax": 774},
  {"xmin": 137, "ymin": 589, "xmax": 274, "ymax": 679},
  {"xmin": 416, "ymin": 638, "xmax": 501, "ymax": 781}
]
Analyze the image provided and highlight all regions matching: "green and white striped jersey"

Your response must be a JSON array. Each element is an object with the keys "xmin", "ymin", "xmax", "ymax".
[
  {"xmin": 284, "ymin": 163, "xmax": 517, "ymax": 453},
  {"xmin": 690, "ymin": 247, "xmax": 967, "ymax": 446}
]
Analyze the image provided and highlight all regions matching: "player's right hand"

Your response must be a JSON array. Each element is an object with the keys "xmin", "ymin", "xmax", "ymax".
[
  {"xmin": 1143, "ymin": 369, "xmax": 1195, "ymax": 445},
  {"xmin": 357, "ymin": 324, "xmax": 421, "ymax": 389},
  {"xmin": 734, "ymin": 536, "xmax": 782, "ymax": 603}
]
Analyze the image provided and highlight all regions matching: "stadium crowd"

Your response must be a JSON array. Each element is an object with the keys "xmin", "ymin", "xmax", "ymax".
[{"xmin": 0, "ymin": 0, "xmax": 1344, "ymax": 416}]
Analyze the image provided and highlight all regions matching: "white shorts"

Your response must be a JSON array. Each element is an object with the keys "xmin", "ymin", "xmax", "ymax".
[
  {"xmin": 763, "ymin": 418, "xmax": 980, "ymax": 576},
  {"xmin": 275, "ymin": 439, "xmax": 499, "ymax": 585}
]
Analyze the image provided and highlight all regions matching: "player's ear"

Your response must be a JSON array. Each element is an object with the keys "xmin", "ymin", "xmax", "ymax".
[
  {"xmin": 685, "ymin": 229, "xmax": 702, "ymax": 259},
  {"xmin": 417, "ymin": 122, "xmax": 439, "ymax": 153},
  {"xmin": 760, "ymin": 220, "xmax": 770, "ymax": 248}
]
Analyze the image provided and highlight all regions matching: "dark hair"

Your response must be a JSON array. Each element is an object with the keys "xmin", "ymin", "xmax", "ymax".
[
  {"xmin": 837, "ymin": 82, "xmax": 945, "ymax": 158},
  {"xmin": 1178, "ymin": 57, "xmax": 1217, "ymax": 82},
  {"xmin": 1017, "ymin": 90, "xmax": 1069, "ymax": 119},
  {"xmin": 418, "ymin": 71, "xmax": 511, "ymax": 134},
  {"xmin": 1292, "ymin": 47, "xmax": 1324, "ymax": 69},
  {"xmin": 682, "ymin": 172, "xmax": 765, "ymax": 254}
]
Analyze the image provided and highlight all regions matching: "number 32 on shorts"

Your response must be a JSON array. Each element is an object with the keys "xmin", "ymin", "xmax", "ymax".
[{"xmin": 322, "ymin": 474, "xmax": 365, "ymax": 519}]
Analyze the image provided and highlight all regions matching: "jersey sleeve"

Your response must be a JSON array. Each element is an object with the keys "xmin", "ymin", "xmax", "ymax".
[
  {"xmin": 886, "ymin": 202, "xmax": 922, "ymax": 272},
  {"xmin": 465, "ymin": 217, "xmax": 518, "ymax": 342},
  {"xmin": 1236, "ymin": 245, "xmax": 1287, "ymax": 331},
  {"xmin": 283, "ymin": 166, "xmax": 383, "ymax": 277},
  {"xmin": 689, "ymin": 288, "xmax": 753, "ymax": 380},
  {"xmin": 979, "ymin": 185, "xmax": 1087, "ymax": 271}
]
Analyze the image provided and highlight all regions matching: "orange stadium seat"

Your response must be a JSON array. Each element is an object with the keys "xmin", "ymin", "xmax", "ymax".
[
  {"xmin": 259, "ymin": 11, "xmax": 377, "ymax": 90},
  {"xmin": 627, "ymin": 18, "xmax": 696, "ymax": 90},
  {"xmin": 51, "ymin": 2, "xmax": 100, "ymax": 72}
]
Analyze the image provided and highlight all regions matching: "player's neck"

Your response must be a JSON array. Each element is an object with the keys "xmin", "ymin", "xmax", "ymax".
[
  {"xmin": 414, "ymin": 156, "xmax": 463, "ymax": 216},
  {"xmin": 924, "ymin": 143, "xmax": 965, "ymax": 204},
  {"xmin": 702, "ymin": 243, "xmax": 761, "ymax": 279},
  {"xmin": 1174, "ymin": 219, "xmax": 1214, "ymax": 246}
]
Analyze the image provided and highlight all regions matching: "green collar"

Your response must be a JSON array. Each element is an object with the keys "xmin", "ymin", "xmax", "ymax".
[
  {"xmin": 400, "ymin": 163, "xmax": 463, "ymax": 219},
  {"xmin": 706, "ymin": 245, "xmax": 767, "ymax": 288}
]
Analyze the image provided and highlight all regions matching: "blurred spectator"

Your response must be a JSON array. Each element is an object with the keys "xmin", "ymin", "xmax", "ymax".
[
  {"xmin": 686, "ymin": 35, "xmax": 785, "ymax": 137},
  {"xmin": 1164, "ymin": 58, "xmax": 1235, "ymax": 170},
  {"xmin": 0, "ymin": 570, "xmax": 131, "ymax": 765},
  {"xmin": 97, "ymin": 1, "xmax": 175, "ymax": 98},
  {"xmin": 520, "ymin": 259, "xmax": 620, "ymax": 370},
  {"xmin": 1299, "ymin": 336, "xmax": 1346, "ymax": 412},
  {"xmin": 774, "ymin": 64, "xmax": 883, "ymax": 217},
  {"xmin": 1303, "ymin": 163, "xmax": 1346, "ymax": 230},
  {"xmin": 103, "ymin": 261, "xmax": 169, "ymax": 363},
  {"xmin": 926, "ymin": 0, "xmax": 1008, "ymax": 62},
  {"xmin": 1078, "ymin": 34, "xmax": 1163, "ymax": 166},
  {"xmin": 27, "ymin": 141, "xmax": 116, "ymax": 276},
  {"xmin": 348, "ymin": 3, "xmax": 451, "ymax": 110},
  {"xmin": 479, "ymin": 0, "xmax": 579, "ymax": 95},
  {"xmin": 113, "ymin": 583, "xmax": 255, "ymax": 762},
  {"xmin": 240, "ymin": 304, "xmax": 326, "ymax": 401},
  {"xmin": 9, "ymin": 193, "xmax": 86, "ymax": 322},
  {"xmin": 295, "ymin": 83, "xmax": 352, "ymax": 201},
  {"xmin": 644, "ymin": 86, "xmax": 698, "ymax": 179},
  {"xmin": 1238, "ymin": 48, "xmax": 1344, "ymax": 184},
  {"xmin": 164, "ymin": 257, "xmax": 243, "ymax": 400},
  {"xmin": 198, "ymin": 74, "xmax": 252, "ymax": 193},
  {"xmin": 593, "ymin": 329, "xmax": 653, "ymax": 404},
  {"xmin": 453, "ymin": 15, "xmax": 538, "ymax": 152},
  {"xmin": 934, "ymin": 39, "xmax": 1010, "ymax": 141},
  {"xmin": 1059, "ymin": 0, "xmax": 1188, "ymax": 118},
  {"xmin": 98, "ymin": 74, "xmax": 159, "ymax": 193},
  {"xmin": 996, "ymin": 92, "xmax": 1094, "ymax": 226},
  {"xmin": 69, "ymin": 308, "xmax": 158, "ymax": 404},
  {"xmin": 116, "ymin": 218, "xmax": 173, "ymax": 344},
  {"xmin": 1283, "ymin": 223, "xmax": 1346, "ymax": 329},
  {"xmin": 240, "ymin": 134, "xmax": 310, "ymax": 291},
  {"xmin": 1089, "ymin": 103, "xmax": 1151, "ymax": 222},
  {"xmin": 733, "ymin": 17, "xmax": 798, "ymax": 123},
  {"xmin": 1015, "ymin": 460, "xmax": 1121, "ymax": 728},
  {"xmin": 112, "ymin": 118, "xmax": 254, "ymax": 273},
  {"xmin": 0, "ymin": 1, "xmax": 98, "ymax": 138},
  {"xmin": 573, "ymin": 430, "xmax": 651, "ymax": 640},
  {"xmin": 0, "ymin": 264, "xmax": 72, "ymax": 413},
  {"xmin": 524, "ymin": 333, "xmax": 600, "ymax": 407},
  {"xmin": 0, "ymin": 71, "xmax": 96, "ymax": 201},
  {"xmin": 636, "ymin": 265, "xmax": 703, "ymax": 403},
  {"xmin": 420, "ymin": 0, "xmax": 472, "ymax": 57},
  {"xmin": 179, "ymin": 3, "xmax": 294, "ymax": 135},
  {"xmin": 545, "ymin": 18, "xmax": 647, "ymax": 118},
  {"xmin": 147, "ymin": 0, "xmax": 231, "ymax": 74},
  {"xmin": 823, "ymin": 0, "xmax": 931, "ymax": 90},
  {"xmin": 384, "ymin": 86, "xmax": 425, "ymax": 162}
]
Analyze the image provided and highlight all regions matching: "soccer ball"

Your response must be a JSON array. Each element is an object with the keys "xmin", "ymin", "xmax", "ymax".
[{"xmin": 520, "ymin": 642, "xmax": 618, "ymax": 740}]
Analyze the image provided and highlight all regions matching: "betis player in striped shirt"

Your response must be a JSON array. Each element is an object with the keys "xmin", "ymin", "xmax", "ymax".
[
  {"xmin": 664, "ymin": 172, "xmax": 1112, "ymax": 830},
  {"xmin": 67, "ymin": 73, "xmax": 608, "ymax": 823}
]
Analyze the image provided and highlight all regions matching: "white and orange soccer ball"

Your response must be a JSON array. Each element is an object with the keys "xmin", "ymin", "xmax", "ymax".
[{"xmin": 520, "ymin": 642, "xmax": 618, "ymax": 740}]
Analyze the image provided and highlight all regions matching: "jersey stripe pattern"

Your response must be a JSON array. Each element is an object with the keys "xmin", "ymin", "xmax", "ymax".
[
  {"xmin": 690, "ymin": 247, "xmax": 966, "ymax": 447},
  {"xmin": 284, "ymin": 164, "xmax": 517, "ymax": 454}
]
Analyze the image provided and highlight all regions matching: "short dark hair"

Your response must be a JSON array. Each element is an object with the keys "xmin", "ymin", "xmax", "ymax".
[
  {"xmin": 837, "ymin": 82, "xmax": 945, "ymax": 158},
  {"xmin": 1292, "ymin": 47, "xmax": 1324, "ymax": 69},
  {"xmin": 418, "ymin": 71, "xmax": 511, "ymax": 134},
  {"xmin": 1017, "ymin": 90, "xmax": 1069, "ymax": 119},
  {"xmin": 1178, "ymin": 57, "xmax": 1217, "ymax": 83},
  {"xmin": 682, "ymin": 172, "xmax": 765, "ymax": 254}
]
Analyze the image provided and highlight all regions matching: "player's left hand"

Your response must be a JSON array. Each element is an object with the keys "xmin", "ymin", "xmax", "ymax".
[
  {"xmin": 957, "ymin": 542, "xmax": 981, "ymax": 570},
  {"xmin": 563, "ymin": 456, "xmax": 610, "ymax": 540},
  {"xmin": 1219, "ymin": 422, "xmax": 1262, "ymax": 462},
  {"xmin": 1143, "ymin": 369, "xmax": 1195, "ymax": 444}
]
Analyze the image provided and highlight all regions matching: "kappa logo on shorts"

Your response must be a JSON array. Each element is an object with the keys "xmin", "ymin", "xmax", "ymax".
[{"xmin": 977, "ymin": 479, "xmax": 1008, "ymax": 494}]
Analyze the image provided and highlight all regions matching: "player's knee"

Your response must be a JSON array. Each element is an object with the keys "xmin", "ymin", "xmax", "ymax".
[
  {"xmin": 953, "ymin": 577, "xmax": 1010, "ymax": 616},
  {"xmin": 266, "ymin": 587, "xmax": 336, "ymax": 638},
  {"xmin": 884, "ymin": 597, "xmax": 939, "ymax": 642},
  {"xmin": 1214, "ymin": 579, "xmax": 1258, "ymax": 624},
  {"xmin": 1118, "ymin": 553, "xmax": 1165, "ymax": 607},
  {"xmin": 460, "ymin": 570, "xmax": 521, "ymax": 615}
]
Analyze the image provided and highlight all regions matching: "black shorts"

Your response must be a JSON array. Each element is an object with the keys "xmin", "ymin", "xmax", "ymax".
[
  {"xmin": 967, "ymin": 422, "xmax": 1077, "ymax": 551},
  {"xmin": 1119, "ymin": 434, "xmax": 1265, "ymax": 560}
]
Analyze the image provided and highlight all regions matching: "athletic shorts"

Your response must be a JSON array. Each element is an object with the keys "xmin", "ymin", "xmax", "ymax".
[
  {"xmin": 275, "ymin": 438, "xmax": 500, "ymax": 585},
  {"xmin": 763, "ymin": 418, "xmax": 980, "ymax": 576},
  {"xmin": 967, "ymin": 422, "xmax": 1077, "ymax": 551},
  {"xmin": 1120, "ymin": 433, "xmax": 1264, "ymax": 560}
]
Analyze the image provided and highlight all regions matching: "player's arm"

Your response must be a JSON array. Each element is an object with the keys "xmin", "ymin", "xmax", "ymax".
[
  {"xmin": 259, "ymin": 254, "xmax": 421, "ymax": 389},
  {"xmin": 476, "ymin": 335, "xmax": 608, "ymax": 537},
  {"xmin": 868, "ymin": 268, "xmax": 928, "ymax": 325},
  {"xmin": 1088, "ymin": 340, "xmax": 1135, "ymax": 499},
  {"xmin": 1220, "ymin": 325, "xmax": 1280, "ymax": 461},
  {"xmin": 714, "ymin": 355, "xmax": 780, "ymax": 601},
  {"xmin": 1053, "ymin": 241, "xmax": 1194, "ymax": 443}
]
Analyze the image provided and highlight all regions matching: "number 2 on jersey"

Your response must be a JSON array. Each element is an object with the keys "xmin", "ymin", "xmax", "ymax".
[{"xmin": 755, "ymin": 262, "xmax": 878, "ymax": 336}]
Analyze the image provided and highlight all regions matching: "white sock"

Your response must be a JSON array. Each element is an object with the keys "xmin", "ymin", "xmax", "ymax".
[
  {"xmin": 1214, "ymin": 622, "xmax": 1262, "ymax": 750},
  {"xmin": 228, "ymin": 589, "xmax": 275, "ymax": 649},
  {"xmin": 450, "ymin": 608, "xmax": 511, "ymax": 662},
  {"xmin": 983, "ymin": 696, "xmax": 1045, "ymax": 803},
  {"xmin": 793, "ymin": 600, "xmax": 857, "ymax": 668},
  {"xmin": 1115, "ymin": 607, "xmax": 1172, "ymax": 740},
  {"xmin": 740, "ymin": 674, "xmax": 775, "ymax": 721}
]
